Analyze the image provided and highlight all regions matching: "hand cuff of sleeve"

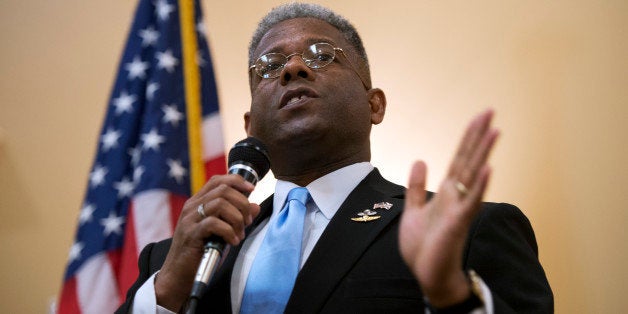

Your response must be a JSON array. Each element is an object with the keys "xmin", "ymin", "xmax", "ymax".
[{"xmin": 425, "ymin": 270, "xmax": 487, "ymax": 314}]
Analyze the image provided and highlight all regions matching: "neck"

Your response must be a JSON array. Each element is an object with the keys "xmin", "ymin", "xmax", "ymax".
[{"xmin": 271, "ymin": 147, "xmax": 370, "ymax": 186}]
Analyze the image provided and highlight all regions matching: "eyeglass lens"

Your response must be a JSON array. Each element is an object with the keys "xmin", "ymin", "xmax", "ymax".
[{"xmin": 254, "ymin": 43, "xmax": 337, "ymax": 78}]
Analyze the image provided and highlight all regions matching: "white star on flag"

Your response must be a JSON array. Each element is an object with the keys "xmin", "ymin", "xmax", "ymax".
[
  {"xmin": 79, "ymin": 203, "xmax": 96, "ymax": 225},
  {"xmin": 155, "ymin": 0, "xmax": 175, "ymax": 21},
  {"xmin": 133, "ymin": 166, "xmax": 145, "ymax": 184},
  {"xmin": 156, "ymin": 49, "xmax": 179, "ymax": 73},
  {"xmin": 138, "ymin": 26, "xmax": 159, "ymax": 47},
  {"xmin": 196, "ymin": 21, "xmax": 206, "ymax": 36},
  {"xmin": 196, "ymin": 50, "xmax": 206, "ymax": 67},
  {"xmin": 113, "ymin": 91, "xmax": 137, "ymax": 115},
  {"xmin": 162, "ymin": 104, "xmax": 183, "ymax": 127},
  {"xmin": 101, "ymin": 128, "xmax": 122, "ymax": 151},
  {"xmin": 128, "ymin": 146, "xmax": 142, "ymax": 166},
  {"xmin": 146, "ymin": 82, "xmax": 160, "ymax": 101},
  {"xmin": 167, "ymin": 159, "xmax": 187, "ymax": 184},
  {"xmin": 113, "ymin": 177, "xmax": 135, "ymax": 198},
  {"xmin": 100, "ymin": 212, "xmax": 125, "ymax": 236},
  {"xmin": 89, "ymin": 164, "xmax": 108, "ymax": 188},
  {"xmin": 141, "ymin": 128, "xmax": 166, "ymax": 151},
  {"xmin": 125, "ymin": 56, "xmax": 149, "ymax": 80},
  {"xmin": 68, "ymin": 242, "xmax": 84, "ymax": 263}
]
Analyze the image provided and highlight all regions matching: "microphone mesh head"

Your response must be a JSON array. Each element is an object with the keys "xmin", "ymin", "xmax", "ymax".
[{"xmin": 228, "ymin": 137, "xmax": 271, "ymax": 179}]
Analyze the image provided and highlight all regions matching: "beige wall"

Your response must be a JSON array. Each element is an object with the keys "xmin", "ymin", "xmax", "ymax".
[{"xmin": 1, "ymin": 0, "xmax": 626, "ymax": 312}]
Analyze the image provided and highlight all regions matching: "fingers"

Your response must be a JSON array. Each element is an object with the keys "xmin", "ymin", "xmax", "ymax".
[
  {"xmin": 447, "ymin": 109, "xmax": 492, "ymax": 182},
  {"xmin": 200, "ymin": 198, "xmax": 247, "ymax": 240},
  {"xmin": 463, "ymin": 128, "xmax": 498, "ymax": 185},
  {"xmin": 179, "ymin": 174, "xmax": 258, "ymax": 246},
  {"xmin": 214, "ymin": 203, "xmax": 260, "ymax": 245},
  {"xmin": 198, "ymin": 180, "xmax": 255, "ymax": 225},
  {"xmin": 461, "ymin": 165, "xmax": 491, "ymax": 217},
  {"xmin": 444, "ymin": 109, "xmax": 498, "ymax": 221},
  {"xmin": 196, "ymin": 215, "xmax": 244, "ymax": 246},
  {"xmin": 447, "ymin": 109, "xmax": 498, "ymax": 188},
  {"xmin": 406, "ymin": 160, "xmax": 427, "ymax": 209},
  {"xmin": 196, "ymin": 173, "xmax": 255, "ymax": 200}
]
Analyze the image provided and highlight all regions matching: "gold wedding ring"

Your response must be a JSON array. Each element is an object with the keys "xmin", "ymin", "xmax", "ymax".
[
  {"xmin": 197, "ymin": 204, "xmax": 207, "ymax": 219},
  {"xmin": 455, "ymin": 181, "xmax": 469, "ymax": 197}
]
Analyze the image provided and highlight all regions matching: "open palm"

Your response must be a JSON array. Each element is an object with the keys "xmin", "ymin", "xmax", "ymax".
[{"xmin": 398, "ymin": 110, "xmax": 498, "ymax": 307}]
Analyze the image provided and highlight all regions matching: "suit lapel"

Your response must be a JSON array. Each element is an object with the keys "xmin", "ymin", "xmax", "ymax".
[
  {"xmin": 286, "ymin": 169, "xmax": 405, "ymax": 313},
  {"xmin": 199, "ymin": 197, "xmax": 275, "ymax": 312}
]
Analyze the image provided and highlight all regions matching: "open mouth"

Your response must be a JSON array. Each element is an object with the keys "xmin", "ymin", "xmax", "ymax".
[{"xmin": 280, "ymin": 87, "xmax": 319, "ymax": 109}]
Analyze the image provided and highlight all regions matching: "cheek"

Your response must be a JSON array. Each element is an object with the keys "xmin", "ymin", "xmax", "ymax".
[
  {"xmin": 251, "ymin": 80, "xmax": 277, "ymax": 104},
  {"xmin": 247, "ymin": 105, "xmax": 268, "ymax": 132},
  {"xmin": 326, "ymin": 67, "xmax": 366, "ymax": 96},
  {"xmin": 326, "ymin": 79, "xmax": 370, "ymax": 118},
  {"xmin": 247, "ymin": 93, "xmax": 278, "ymax": 139}
]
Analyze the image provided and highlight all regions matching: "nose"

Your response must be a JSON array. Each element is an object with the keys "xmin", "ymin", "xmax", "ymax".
[{"xmin": 280, "ymin": 54, "xmax": 315, "ymax": 85}]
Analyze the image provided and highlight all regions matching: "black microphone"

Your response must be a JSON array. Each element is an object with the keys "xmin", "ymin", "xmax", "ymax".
[
  {"xmin": 187, "ymin": 137, "xmax": 270, "ymax": 313},
  {"xmin": 226, "ymin": 136, "xmax": 271, "ymax": 191}
]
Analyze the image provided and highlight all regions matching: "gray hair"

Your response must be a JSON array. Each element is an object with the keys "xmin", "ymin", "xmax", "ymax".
[{"xmin": 248, "ymin": 3, "xmax": 370, "ymax": 73}]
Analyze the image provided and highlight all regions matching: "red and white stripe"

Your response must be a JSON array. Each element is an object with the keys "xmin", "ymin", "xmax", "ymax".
[{"xmin": 57, "ymin": 114, "xmax": 226, "ymax": 313}]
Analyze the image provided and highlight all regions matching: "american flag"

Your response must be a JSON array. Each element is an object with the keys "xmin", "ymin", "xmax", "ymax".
[{"xmin": 57, "ymin": 0, "xmax": 226, "ymax": 312}]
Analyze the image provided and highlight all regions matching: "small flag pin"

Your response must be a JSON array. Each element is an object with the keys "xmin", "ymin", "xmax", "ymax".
[{"xmin": 373, "ymin": 201, "xmax": 393, "ymax": 210}]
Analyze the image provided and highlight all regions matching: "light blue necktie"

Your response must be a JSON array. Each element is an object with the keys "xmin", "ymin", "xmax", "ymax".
[{"xmin": 240, "ymin": 187, "xmax": 310, "ymax": 314}]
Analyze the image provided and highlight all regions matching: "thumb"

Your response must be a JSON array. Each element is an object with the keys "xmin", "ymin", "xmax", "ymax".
[{"xmin": 406, "ymin": 160, "xmax": 427, "ymax": 209}]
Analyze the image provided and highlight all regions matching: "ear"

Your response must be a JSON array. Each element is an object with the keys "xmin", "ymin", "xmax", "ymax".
[
  {"xmin": 244, "ymin": 111, "xmax": 252, "ymax": 136},
  {"xmin": 367, "ymin": 88, "xmax": 386, "ymax": 125}
]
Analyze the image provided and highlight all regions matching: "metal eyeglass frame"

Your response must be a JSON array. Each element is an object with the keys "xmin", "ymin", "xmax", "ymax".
[{"xmin": 249, "ymin": 42, "xmax": 370, "ymax": 89}]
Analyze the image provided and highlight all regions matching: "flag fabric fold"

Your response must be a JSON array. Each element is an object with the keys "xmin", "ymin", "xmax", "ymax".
[{"xmin": 57, "ymin": 0, "xmax": 225, "ymax": 312}]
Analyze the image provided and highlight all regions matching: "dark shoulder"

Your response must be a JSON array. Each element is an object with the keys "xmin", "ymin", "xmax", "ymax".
[
  {"xmin": 115, "ymin": 238, "xmax": 175, "ymax": 314},
  {"xmin": 365, "ymin": 168, "xmax": 406, "ymax": 198},
  {"xmin": 469, "ymin": 202, "xmax": 539, "ymax": 254},
  {"xmin": 474, "ymin": 202, "xmax": 534, "ymax": 231},
  {"xmin": 142, "ymin": 238, "xmax": 173, "ymax": 273}
]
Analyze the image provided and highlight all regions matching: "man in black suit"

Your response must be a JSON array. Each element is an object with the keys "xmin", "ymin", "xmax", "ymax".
[{"xmin": 117, "ymin": 3, "xmax": 553, "ymax": 313}]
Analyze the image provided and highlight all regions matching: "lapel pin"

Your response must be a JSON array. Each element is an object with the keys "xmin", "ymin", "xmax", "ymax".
[
  {"xmin": 351, "ymin": 209, "xmax": 381, "ymax": 222},
  {"xmin": 373, "ymin": 201, "xmax": 393, "ymax": 210}
]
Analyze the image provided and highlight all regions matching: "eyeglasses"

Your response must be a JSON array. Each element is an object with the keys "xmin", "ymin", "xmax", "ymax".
[{"xmin": 249, "ymin": 42, "xmax": 369, "ymax": 89}]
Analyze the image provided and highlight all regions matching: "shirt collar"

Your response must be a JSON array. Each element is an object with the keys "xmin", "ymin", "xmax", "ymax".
[{"xmin": 273, "ymin": 162, "xmax": 374, "ymax": 219}]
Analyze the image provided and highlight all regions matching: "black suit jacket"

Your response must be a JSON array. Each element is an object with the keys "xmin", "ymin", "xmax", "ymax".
[{"xmin": 117, "ymin": 169, "xmax": 553, "ymax": 313}]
